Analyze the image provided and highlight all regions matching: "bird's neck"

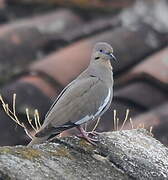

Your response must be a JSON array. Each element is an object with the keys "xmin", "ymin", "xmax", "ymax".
[
  {"xmin": 91, "ymin": 59, "xmax": 113, "ymax": 71},
  {"xmin": 88, "ymin": 60, "xmax": 113, "ymax": 84},
  {"xmin": 103, "ymin": 60, "xmax": 113, "ymax": 70}
]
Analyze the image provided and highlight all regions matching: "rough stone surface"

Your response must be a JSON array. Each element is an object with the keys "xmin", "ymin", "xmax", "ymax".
[
  {"xmin": 0, "ymin": 129, "xmax": 168, "ymax": 179},
  {"xmin": 97, "ymin": 129, "xmax": 168, "ymax": 179}
]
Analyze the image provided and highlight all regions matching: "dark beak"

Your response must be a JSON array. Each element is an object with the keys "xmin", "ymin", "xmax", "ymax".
[
  {"xmin": 102, "ymin": 50, "xmax": 117, "ymax": 61},
  {"xmin": 109, "ymin": 53, "xmax": 117, "ymax": 61}
]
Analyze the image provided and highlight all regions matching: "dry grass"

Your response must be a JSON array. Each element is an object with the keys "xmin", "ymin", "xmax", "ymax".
[
  {"xmin": 113, "ymin": 109, "xmax": 131, "ymax": 131},
  {"xmin": 113, "ymin": 109, "xmax": 153, "ymax": 134},
  {"xmin": 0, "ymin": 93, "xmax": 41, "ymax": 139}
]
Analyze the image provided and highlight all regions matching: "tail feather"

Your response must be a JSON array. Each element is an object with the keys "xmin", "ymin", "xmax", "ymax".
[{"xmin": 27, "ymin": 136, "xmax": 49, "ymax": 147}]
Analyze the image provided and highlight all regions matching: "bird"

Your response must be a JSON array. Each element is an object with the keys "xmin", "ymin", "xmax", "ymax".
[{"xmin": 27, "ymin": 42, "xmax": 116, "ymax": 147}]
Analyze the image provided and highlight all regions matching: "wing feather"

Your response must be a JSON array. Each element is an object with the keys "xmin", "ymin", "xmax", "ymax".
[{"xmin": 36, "ymin": 76, "xmax": 112, "ymax": 138}]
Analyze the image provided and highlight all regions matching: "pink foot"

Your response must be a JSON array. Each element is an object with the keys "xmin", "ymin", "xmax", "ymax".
[
  {"xmin": 86, "ymin": 131, "xmax": 101, "ymax": 136},
  {"xmin": 77, "ymin": 126, "xmax": 99, "ymax": 145}
]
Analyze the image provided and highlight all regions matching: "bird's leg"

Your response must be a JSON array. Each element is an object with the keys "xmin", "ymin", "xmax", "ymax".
[
  {"xmin": 77, "ymin": 126, "xmax": 98, "ymax": 145},
  {"xmin": 86, "ymin": 131, "xmax": 101, "ymax": 136},
  {"xmin": 85, "ymin": 117, "xmax": 102, "ymax": 136}
]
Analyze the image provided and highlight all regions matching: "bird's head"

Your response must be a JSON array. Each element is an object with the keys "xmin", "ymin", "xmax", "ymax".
[{"xmin": 92, "ymin": 42, "xmax": 117, "ymax": 62}]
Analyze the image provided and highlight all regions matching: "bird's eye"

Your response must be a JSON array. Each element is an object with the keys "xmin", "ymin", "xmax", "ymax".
[{"xmin": 99, "ymin": 49, "xmax": 103, "ymax": 52}]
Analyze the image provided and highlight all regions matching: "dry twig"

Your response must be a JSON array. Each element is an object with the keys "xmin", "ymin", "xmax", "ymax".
[
  {"xmin": 0, "ymin": 94, "xmax": 41, "ymax": 139},
  {"xmin": 120, "ymin": 109, "xmax": 130, "ymax": 131}
]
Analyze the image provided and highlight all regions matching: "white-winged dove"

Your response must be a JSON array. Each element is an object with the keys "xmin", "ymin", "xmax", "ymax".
[{"xmin": 28, "ymin": 42, "xmax": 116, "ymax": 146}]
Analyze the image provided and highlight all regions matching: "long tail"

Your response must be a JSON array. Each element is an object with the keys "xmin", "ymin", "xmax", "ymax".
[{"xmin": 27, "ymin": 136, "xmax": 49, "ymax": 147}]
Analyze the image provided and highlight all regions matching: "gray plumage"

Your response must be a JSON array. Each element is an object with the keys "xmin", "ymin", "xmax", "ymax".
[{"xmin": 28, "ymin": 42, "xmax": 116, "ymax": 147}]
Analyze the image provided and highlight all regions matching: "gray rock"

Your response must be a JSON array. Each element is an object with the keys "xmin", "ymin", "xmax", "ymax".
[{"xmin": 0, "ymin": 129, "xmax": 168, "ymax": 180}]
